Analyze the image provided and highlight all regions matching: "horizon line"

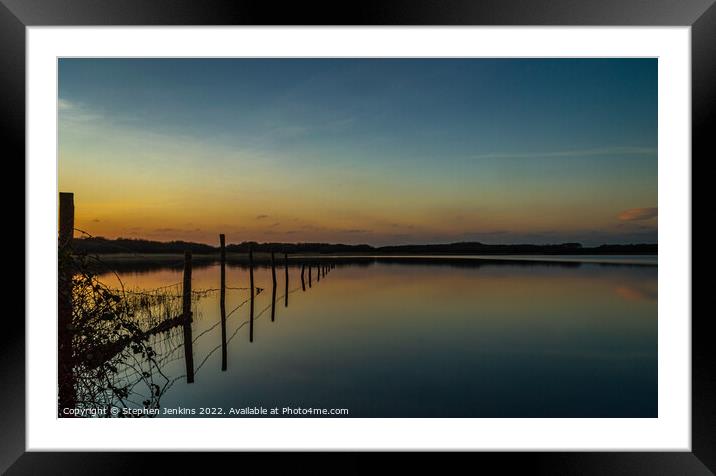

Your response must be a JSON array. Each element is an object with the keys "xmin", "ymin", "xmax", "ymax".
[{"xmin": 73, "ymin": 235, "xmax": 658, "ymax": 249}]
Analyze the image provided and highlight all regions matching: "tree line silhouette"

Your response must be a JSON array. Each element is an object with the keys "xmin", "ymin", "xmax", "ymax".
[{"xmin": 73, "ymin": 236, "xmax": 657, "ymax": 256}]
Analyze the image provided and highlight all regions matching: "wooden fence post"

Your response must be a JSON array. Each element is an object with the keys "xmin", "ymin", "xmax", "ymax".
[
  {"xmin": 182, "ymin": 251, "xmax": 195, "ymax": 383},
  {"xmin": 220, "ymin": 234, "xmax": 227, "ymax": 371},
  {"xmin": 249, "ymin": 246, "xmax": 255, "ymax": 342},
  {"xmin": 308, "ymin": 265, "xmax": 312, "ymax": 287},
  {"xmin": 284, "ymin": 252, "xmax": 289, "ymax": 307},
  {"xmin": 59, "ymin": 192, "xmax": 74, "ymax": 248},
  {"xmin": 58, "ymin": 192, "xmax": 75, "ymax": 414}
]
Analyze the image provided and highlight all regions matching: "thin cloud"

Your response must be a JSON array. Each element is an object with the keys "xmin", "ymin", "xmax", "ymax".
[
  {"xmin": 255, "ymin": 214, "xmax": 269, "ymax": 220},
  {"xmin": 58, "ymin": 98, "xmax": 103, "ymax": 122},
  {"xmin": 471, "ymin": 147, "xmax": 656, "ymax": 161},
  {"xmin": 618, "ymin": 207, "xmax": 658, "ymax": 221},
  {"xmin": 463, "ymin": 230, "xmax": 510, "ymax": 236},
  {"xmin": 154, "ymin": 227, "xmax": 202, "ymax": 233},
  {"xmin": 58, "ymin": 98, "xmax": 74, "ymax": 110}
]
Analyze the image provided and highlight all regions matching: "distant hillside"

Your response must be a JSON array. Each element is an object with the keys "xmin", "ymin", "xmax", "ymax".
[
  {"xmin": 72, "ymin": 237, "xmax": 657, "ymax": 255},
  {"xmin": 72, "ymin": 237, "xmax": 216, "ymax": 255},
  {"xmin": 377, "ymin": 242, "xmax": 657, "ymax": 255}
]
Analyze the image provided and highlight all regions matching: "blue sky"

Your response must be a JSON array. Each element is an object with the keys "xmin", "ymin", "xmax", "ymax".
[{"xmin": 59, "ymin": 58, "xmax": 657, "ymax": 246}]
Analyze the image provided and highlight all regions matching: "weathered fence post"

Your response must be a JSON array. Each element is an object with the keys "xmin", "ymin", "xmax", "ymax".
[
  {"xmin": 249, "ymin": 246, "xmax": 255, "ymax": 342},
  {"xmin": 220, "ymin": 234, "xmax": 227, "ymax": 371},
  {"xmin": 59, "ymin": 192, "xmax": 74, "ymax": 248},
  {"xmin": 270, "ymin": 251, "xmax": 277, "ymax": 322},
  {"xmin": 182, "ymin": 250, "xmax": 195, "ymax": 383},
  {"xmin": 301, "ymin": 264, "xmax": 306, "ymax": 291},
  {"xmin": 317, "ymin": 263, "xmax": 320, "ymax": 282},
  {"xmin": 308, "ymin": 265, "xmax": 312, "ymax": 287},
  {"xmin": 284, "ymin": 252, "xmax": 289, "ymax": 308},
  {"xmin": 58, "ymin": 192, "xmax": 75, "ymax": 415}
]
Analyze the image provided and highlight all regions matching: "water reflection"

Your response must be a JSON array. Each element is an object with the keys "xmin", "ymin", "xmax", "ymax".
[
  {"xmin": 615, "ymin": 284, "xmax": 658, "ymax": 302},
  {"xmin": 70, "ymin": 257, "xmax": 657, "ymax": 418},
  {"xmin": 220, "ymin": 235, "xmax": 227, "ymax": 371}
]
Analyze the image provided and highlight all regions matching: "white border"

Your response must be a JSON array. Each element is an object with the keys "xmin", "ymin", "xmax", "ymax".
[{"xmin": 27, "ymin": 27, "xmax": 691, "ymax": 451}]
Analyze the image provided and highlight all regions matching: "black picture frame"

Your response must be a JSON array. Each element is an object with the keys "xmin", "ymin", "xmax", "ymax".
[{"xmin": 4, "ymin": 0, "xmax": 710, "ymax": 473}]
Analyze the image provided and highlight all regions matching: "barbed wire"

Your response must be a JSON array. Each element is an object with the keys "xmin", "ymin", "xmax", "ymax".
[{"xmin": 63, "ymin": 229, "xmax": 335, "ymax": 415}]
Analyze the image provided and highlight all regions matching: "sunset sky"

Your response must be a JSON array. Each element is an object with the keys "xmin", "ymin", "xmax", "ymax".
[{"xmin": 59, "ymin": 58, "xmax": 657, "ymax": 246}]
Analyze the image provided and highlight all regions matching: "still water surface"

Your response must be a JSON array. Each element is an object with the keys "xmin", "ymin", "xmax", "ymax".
[{"xmin": 98, "ymin": 257, "xmax": 657, "ymax": 417}]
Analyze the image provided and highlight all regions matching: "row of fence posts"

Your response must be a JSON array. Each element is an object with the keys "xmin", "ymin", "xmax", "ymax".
[
  {"xmin": 178, "ymin": 236, "xmax": 335, "ymax": 383},
  {"xmin": 58, "ymin": 192, "xmax": 339, "ymax": 405},
  {"xmin": 57, "ymin": 191, "xmax": 337, "ymax": 391}
]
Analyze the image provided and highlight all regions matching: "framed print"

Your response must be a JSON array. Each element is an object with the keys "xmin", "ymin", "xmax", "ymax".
[{"xmin": 5, "ymin": 0, "xmax": 711, "ymax": 473}]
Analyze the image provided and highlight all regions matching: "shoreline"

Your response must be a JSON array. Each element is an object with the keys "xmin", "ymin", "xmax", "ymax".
[{"xmin": 82, "ymin": 252, "xmax": 658, "ymax": 267}]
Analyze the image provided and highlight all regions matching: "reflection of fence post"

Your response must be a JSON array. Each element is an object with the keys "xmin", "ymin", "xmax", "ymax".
[
  {"xmin": 58, "ymin": 192, "xmax": 75, "ymax": 415},
  {"xmin": 271, "ymin": 251, "xmax": 277, "ymax": 322},
  {"xmin": 301, "ymin": 264, "xmax": 306, "ymax": 291},
  {"xmin": 249, "ymin": 246, "xmax": 255, "ymax": 342},
  {"xmin": 220, "ymin": 234, "xmax": 227, "ymax": 371},
  {"xmin": 284, "ymin": 252, "xmax": 289, "ymax": 307},
  {"xmin": 182, "ymin": 251, "xmax": 195, "ymax": 383}
]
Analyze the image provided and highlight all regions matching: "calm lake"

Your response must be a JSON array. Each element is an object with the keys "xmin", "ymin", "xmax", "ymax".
[{"xmin": 97, "ymin": 256, "xmax": 657, "ymax": 418}]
